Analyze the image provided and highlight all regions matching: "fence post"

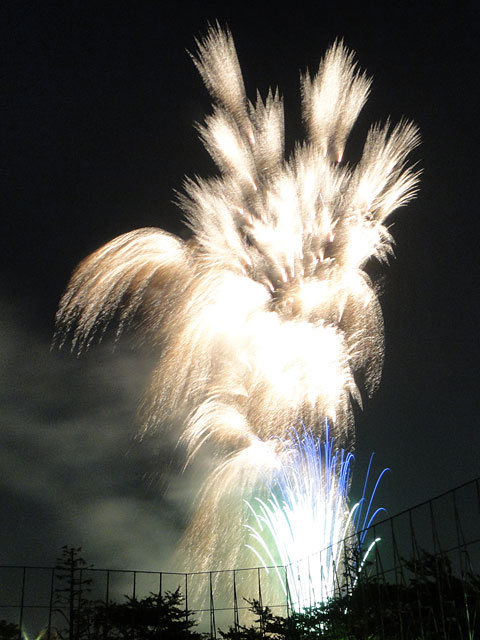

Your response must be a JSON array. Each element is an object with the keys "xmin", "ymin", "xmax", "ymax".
[
  {"xmin": 284, "ymin": 565, "xmax": 290, "ymax": 619},
  {"xmin": 389, "ymin": 517, "xmax": 405, "ymax": 640},
  {"xmin": 156, "ymin": 572, "xmax": 163, "ymax": 630},
  {"xmin": 47, "ymin": 566, "xmax": 55, "ymax": 640},
  {"xmin": 18, "ymin": 567, "xmax": 26, "ymax": 640},
  {"xmin": 132, "ymin": 571, "xmax": 136, "ymax": 640},
  {"xmin": 185, "ymin": 573, "xmax": 189, "ymax": 629},
  {"xmin": 103, "ymin": 570, "xmax": 110, "ymax": 640},
  {"xmin": 233, "ymin": 570, "xmax": 239, "ymax": 631},
  {"xmin": 209, "ymin": 571, "xmax": 216, "ymax": 639}
]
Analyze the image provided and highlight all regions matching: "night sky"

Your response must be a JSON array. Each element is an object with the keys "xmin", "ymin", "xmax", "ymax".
[{"xmin": 2, "ymin": 2, "xmax": 479, "ymax": 572}]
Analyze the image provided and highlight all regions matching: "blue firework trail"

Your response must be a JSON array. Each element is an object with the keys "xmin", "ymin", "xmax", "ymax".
[{"xmin": 244, "ymin": 423, "xmax": 388, "ymax": 609}]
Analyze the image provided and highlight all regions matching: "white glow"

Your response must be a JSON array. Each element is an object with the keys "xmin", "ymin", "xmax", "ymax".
[{"xmin": 56, "ymin": 27, "xmax": 419, "ymax": 582}]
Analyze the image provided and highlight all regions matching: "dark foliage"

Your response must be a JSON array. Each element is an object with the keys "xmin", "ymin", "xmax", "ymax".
[
  {"xmin": 92, "ymin": 589, "xmax": 207, "ymax": 640},
  {"xmin": 28, "ymin": 546, "xmax": 479, "ymax": 640},
  {"xmin": 218, "ymin": 550, "xmax": 480, "ymax": 640},
  {"xmin": 0, "ymin": 620, "xmax": 20, "ymax": 640}
]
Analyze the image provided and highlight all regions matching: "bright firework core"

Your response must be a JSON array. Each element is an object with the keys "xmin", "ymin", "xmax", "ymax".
[{"xmin": 56, "ymin": 26, "xmax": 419, "ymax": 595}]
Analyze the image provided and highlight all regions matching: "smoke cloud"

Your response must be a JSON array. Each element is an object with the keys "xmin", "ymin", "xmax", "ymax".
[{"xmin": 0, "ymin": 300, "xmax": 192, "ymax": 572}]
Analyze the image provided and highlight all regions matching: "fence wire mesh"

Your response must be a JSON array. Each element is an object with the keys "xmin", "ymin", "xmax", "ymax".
[{"xmin": 1, "ymin": 477, "xmax": 479, "ymax": 639}]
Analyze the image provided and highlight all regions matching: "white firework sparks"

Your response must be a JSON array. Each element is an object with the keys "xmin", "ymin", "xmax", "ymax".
[
  {"xmin": 56, "ymin": 26, "xmax": 419, "ymax": 576},
  {"xmin": 244, "ymin": 426, "xmax": 386, "ymax": 609}
]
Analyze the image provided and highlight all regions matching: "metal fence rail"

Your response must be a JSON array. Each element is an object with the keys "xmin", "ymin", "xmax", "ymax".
[{"xmin": 2, "ymin": 477, "xmax": 479, "ymax": 639}]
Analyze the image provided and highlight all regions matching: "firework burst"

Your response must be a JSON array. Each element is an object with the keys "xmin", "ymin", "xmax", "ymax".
[
  {"xmin": 244, "ymin": 425, "xmax": 387, "ymax": 608},
  {"xmin": 56, "ymin": 26, "xmax": 419, "ymax": 577}
]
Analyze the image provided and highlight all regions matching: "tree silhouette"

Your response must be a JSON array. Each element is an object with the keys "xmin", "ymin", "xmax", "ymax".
[
  {"xmin": 53, "ymin": 546, "xmax": 93, "ymax": 640},
  {"xmin": 93, "ymin": 589, "xmax": 206, "ymax": 640},
  {"xmin": 39, "ymin": 546, "xmax": 479, "ymax": 639},
  {"xmin": 0, "ymin": 620, "xmax": 20, "ymax": 640},
  {"xmin": 218, "ymin": 550, "xmax": 480, "ymax": 640},
  {"xmin": 45, "ymin": 547, "xmax": 207, "ymax": 640}
]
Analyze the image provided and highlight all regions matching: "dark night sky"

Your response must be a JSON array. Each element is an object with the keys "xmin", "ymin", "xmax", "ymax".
[{"xmin": 1, "ymin": 1, "xmax": 479, "ymax": 572}]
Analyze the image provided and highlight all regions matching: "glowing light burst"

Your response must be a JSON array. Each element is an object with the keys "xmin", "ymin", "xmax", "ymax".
[
  {"xmin": 55, "ymin": 26, "xmax": 419, "ymax": 577},
  {"xmin": 244, "ymin": 426, "xmax": 387, "ymax": 609}
]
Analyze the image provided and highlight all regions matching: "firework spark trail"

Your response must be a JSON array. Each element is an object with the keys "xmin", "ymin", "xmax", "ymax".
[
  {"xmin": 56, "ymin": 26, "xmax": 419, "ymax": 575},
  {"xmin": 244, "ymin": 426, "xmax": 387, "ymax": 609}
]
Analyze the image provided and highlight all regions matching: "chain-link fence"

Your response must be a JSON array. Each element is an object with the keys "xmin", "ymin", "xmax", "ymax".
[{"xmin": 2, "ymin": 477, "xmax": 479, "ymax": 639}]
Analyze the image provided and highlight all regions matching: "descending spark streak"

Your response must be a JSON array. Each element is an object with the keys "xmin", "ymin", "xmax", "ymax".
[
  {"xmin": 55, "ymin": 26, "xmax": 419, "ymax": 575},
  {"xmin": 244, "ymin": 426, "xmax": 387, "ymax": 609}
]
